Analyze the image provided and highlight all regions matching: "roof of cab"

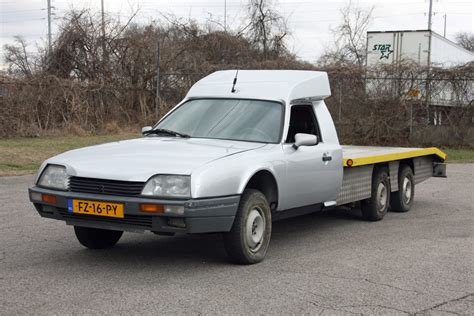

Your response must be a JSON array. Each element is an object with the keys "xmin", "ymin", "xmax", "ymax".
[{"xmin": 185, "ymin": 70, "xmax": 331, "ymax": 103}]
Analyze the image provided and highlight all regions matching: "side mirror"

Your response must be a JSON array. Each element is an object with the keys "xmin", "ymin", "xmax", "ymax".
[
  {"xmin": 293, "ymin": 133, "xmax": 318, "ymax": 149},
  {"xmin": 142, "ymin": 126, "xmax": 152, "ymax": 134}
]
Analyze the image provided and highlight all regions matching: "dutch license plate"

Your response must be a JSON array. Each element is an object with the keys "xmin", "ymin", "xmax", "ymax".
[{"xmin": 68, "ymin": 199, "xmax": 124, "ymax": 218}]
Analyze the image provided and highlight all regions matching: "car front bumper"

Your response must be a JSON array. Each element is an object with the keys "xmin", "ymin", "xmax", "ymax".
[{"xmin": 28, "ymin": 186, "xmax": 240, "ymax": 234}]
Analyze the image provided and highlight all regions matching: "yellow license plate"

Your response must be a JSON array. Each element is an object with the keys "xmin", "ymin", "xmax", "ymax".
[{"xmin": 68, "ymin": 199, "xmax": 124, "ymax": 218}]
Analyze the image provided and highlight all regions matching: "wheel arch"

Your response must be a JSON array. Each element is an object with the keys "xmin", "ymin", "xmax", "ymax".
[
  {"xmin": 241, "ymin": 169, "xmax": 279, "ymax": 211},
  {"xmin": 373, "ymin": 162, "xmax": 390, "ymax": 174},
  {"xmin": 399, "ymin": 158, "xmax": 415, "ymax": 174}
]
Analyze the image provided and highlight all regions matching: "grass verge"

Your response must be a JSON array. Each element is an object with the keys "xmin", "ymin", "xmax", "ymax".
[
  {"xmin": 0, "ymin": 135, "xmax": 472, "ymax": 176},
  {"xmin": 442, "ymin": 148, "xmax": 474, "ymax": 162},
  {"xmin": 0, "ymin": 133, "xmax": 138, "ymax": 176}
]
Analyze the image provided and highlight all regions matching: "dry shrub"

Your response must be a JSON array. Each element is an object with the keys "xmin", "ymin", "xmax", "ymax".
[
  {"xmin": 1, "ymin": 9, "xmax": 472, "ymax": 148},
  {"xmin": 64, "ymin": 124, "xmax": 90, "ymax": 137},
  {"xmin": 1, "ymin": 9, "xmax": 305, "ymax": 137},
  {"xmin": 324, "ymin": 62, "xmax": 473, "ymax": 148}
]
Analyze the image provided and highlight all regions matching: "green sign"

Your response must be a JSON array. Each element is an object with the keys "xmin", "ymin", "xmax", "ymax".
[{"xmin": 372, "ymin": 44, "xmax": 393, "ymax": 59}]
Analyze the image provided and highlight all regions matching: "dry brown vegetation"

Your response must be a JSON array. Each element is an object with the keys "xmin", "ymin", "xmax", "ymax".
[
  {"xmin": 0, "ymin": 6, "xmax": 308, "ymax": 137},
  {"xmin": 325, "ymin": 62, "xmax": 473, "ymax": 147},
  {"xmin": 1, "ymin": 5, "xmax": 472, "ymax": 148}
]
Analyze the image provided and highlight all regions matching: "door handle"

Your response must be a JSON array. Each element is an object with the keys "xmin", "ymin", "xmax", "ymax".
[{"xmin": 322, "ymin": 153, "xmax": 332, "ymax": 162}]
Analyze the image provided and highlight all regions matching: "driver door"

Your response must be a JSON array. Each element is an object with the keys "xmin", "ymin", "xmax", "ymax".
[{"xmin": 279, "ymin": 104, "xmax": 338, "ymax": 210}]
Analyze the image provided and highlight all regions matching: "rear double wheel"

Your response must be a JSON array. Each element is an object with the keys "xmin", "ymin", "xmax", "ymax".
[
  {"xmin": 223, "ymin": 189, "xmax": 272, "ymax": 264},
  {"xmin": 361, "ymin": 168, "xmax": 391, "ymax": 221}
]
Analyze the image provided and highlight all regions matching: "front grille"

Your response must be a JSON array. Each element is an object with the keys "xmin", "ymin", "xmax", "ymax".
[
  {"xmin": 58, "ymin": 209, "xmax": 153, "ymax": 228},
  {"xmin": 69, "ymin": 176, "xmax": 145, "ymax": 197}
]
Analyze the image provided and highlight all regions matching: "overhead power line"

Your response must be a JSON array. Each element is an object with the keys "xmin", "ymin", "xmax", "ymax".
[
  {"xmin": 1, "ymin": 9, "xmax": 42, "ymax": 14},
  {"xmin": 0, "ymin": 18, "xmax": 45, "ymax": 24}
]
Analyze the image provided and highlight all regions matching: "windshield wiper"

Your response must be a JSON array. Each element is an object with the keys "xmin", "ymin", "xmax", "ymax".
[{"xmin": 143, "ymin": 128, "xmax": 191, "ymax": 138}]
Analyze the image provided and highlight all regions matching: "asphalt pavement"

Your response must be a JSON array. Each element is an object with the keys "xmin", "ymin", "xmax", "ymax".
[{"xmin": 0, "ymin": 164, "xmax": 473, "ymax": 315}]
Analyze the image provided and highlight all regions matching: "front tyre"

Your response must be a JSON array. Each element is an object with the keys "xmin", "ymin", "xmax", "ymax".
[
  {"xmin": 74, "ymin": 226, "xmax": 123, "ymax": 249},
  {"xmin": 223, "ymin": 189, "xmax": 272, "ymax": 264}
]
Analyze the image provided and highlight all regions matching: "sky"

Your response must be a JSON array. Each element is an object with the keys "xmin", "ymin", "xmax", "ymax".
[{"xmin": 0, "ymin": 0, "xmax": 473, "ymax": 66}]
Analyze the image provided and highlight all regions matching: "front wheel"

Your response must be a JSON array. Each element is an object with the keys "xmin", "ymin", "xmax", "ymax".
[
  {"xmin": 74, "ymin": 226, "xmax": 123, "ymax": 249},
  {"xmin": 223, "ymin": 189, "xmax": 272, "ymax": 264}
]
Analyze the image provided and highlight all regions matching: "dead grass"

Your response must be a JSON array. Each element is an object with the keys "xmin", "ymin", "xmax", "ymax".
[
  {"xmin": 443, "ymin": 148, "xmax": 474, "ymax": 163},
  {"xmin": 0, "ymin": 133, "xmax": 138, "ymax": 176},
  {"xmin": 0, "ymin": 134, "xmax": 471, "ymax": 177}
]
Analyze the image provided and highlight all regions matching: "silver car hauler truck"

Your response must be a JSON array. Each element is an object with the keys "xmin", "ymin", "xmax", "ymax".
[{"xmin": 29, "ymin": 70, "xmax": 447, "ymax": 264}]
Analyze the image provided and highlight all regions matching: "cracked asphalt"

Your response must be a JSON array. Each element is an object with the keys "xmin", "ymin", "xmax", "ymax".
[{"xmin": 0, "ymin": 164, "xmax": 473, "ymax": 315}]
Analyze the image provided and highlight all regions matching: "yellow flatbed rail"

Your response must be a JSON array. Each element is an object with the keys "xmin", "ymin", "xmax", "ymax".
[{"xmin": 342, "ymin": 146, "xmax": 447, "ymax": 168}]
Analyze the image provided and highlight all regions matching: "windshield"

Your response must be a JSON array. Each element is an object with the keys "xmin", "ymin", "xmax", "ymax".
[{"xmin": 155, "ymin": 99, "xmax": 283, "ymax": 143}]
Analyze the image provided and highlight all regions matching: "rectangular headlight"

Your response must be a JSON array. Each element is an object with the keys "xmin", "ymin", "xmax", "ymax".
[
  {"xmin": 37, "ymin": 165, "xmax": 69, "ymax": 190},
  {"xmin": 141, "ymin": 175, "xmax": 191, "ymax": 198}
]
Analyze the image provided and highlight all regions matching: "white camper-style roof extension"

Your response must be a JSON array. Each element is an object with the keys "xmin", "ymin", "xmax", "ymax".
[{"xmin": 185, "ymin": 70, "xmax": 331, "ymax": 103}]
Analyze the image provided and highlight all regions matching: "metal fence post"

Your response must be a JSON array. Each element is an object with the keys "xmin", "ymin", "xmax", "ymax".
[
  {"xmin": 409, "ymin": 101, "xmax": 413, "ymax": 140},
  {"xmin": 338, "ymin": 80, "xmax": 342, "ymax": 122}
]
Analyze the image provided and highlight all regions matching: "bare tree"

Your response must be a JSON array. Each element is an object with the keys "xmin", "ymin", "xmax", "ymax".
[
  {"xmin": 44, "ymin": 9, "xmax": 140, "ymax": 80},
  {"xmin": 455, "ymin": 32, "xmax": 474, "ymax": 52},
  {"xmin": 240, "ymin": 0, "xmax": 289, "ymax": 58},
  {"xmin": 3, "ymin": 36, "xmax": 34, "ymax": 77},
  {"xmin": 319, "ymin": 1, "xmax": 373, "ymax": 66}
]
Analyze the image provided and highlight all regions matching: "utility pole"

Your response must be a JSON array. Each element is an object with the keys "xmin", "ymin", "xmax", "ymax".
[
  {"xmin": 224, "ymin": 0, "xmax": 227, "ymax": 32},
  {"xmin": 155, "ymin": 45, "xmax": 161, "ymax": 118},
  {"xmin": 427, "ymin": 0, "xmax": 433, "ymax": 30},
  {"xmin": 338, "ymin": 81, "xmax": 342, "ymax": 122},
  {"xmin": 47, "ymin": 0, "xmax": 52, "ymax": 52},
  {"xmin": 443, "ymin": 14, "xmax": 447, "ymax": 37},
  {"xmin": 426, "ymin": 0, "xmax": 434, "ymax": 125}
]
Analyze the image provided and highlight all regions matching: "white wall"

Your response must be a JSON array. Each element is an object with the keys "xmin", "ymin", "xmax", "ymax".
[
  {"xmin": 365, "ymin": 30, "xmax": 473, "ymax": 108},
  {"xmin": 367, "ymin": 31, "xmax": 431, "ymax": 67},
  {"xmin": 430, "ymin": 32, "xmax": 474, "ymax": 67},
  {"xmin": 367, "ymin": 30, "xmax": 473, "ymax": 68}
]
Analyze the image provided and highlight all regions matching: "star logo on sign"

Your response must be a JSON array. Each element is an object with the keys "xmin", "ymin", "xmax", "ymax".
[
  {"xmin": 373, "ymin": 44, "xmax": 394, "ymax": 60},
  {"xmin": 380, "ymin": 48, "xmax": 393, "ymax": 59}
]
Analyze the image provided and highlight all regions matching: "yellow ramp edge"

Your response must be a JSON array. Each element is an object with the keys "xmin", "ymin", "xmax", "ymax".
[{"xmin": 343, "ymin": 147, "xmax": 447, "ymax": 167}]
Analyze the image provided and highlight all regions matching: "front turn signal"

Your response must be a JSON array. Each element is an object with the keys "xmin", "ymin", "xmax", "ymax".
[
  {"xmin": 41, "ymin": 194, "xmax": 57, "ymax": 205},
  {"xmin": 139, "ymin": 204, "xmax": 164, "ymax": 213}
]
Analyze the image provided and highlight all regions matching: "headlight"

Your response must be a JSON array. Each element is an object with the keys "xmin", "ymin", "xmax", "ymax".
[
  {"xmin": 142, "ymin": 175, "xmax": 191, "ymax": 198},
  {"xmin": 37, "ymin": 165, "xmax": 69, "ymax": 190}
]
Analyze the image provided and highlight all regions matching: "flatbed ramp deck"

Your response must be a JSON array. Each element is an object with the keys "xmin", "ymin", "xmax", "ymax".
[
  {"xmin": 341, "ymin": 146, "xmax": 447, "ymax": 167},
  {"xmin": 336, "ymin": 146, "xmax": 446, "ymax": 206}
]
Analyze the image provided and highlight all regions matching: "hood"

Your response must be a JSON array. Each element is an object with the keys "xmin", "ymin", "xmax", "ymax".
[{"xmin": 45, "ymin": 137, "xmax": 266, "ymax": 181}]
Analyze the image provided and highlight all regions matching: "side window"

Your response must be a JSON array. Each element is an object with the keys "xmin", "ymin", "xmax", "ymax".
[{"xmin": 286, "ymin": 104, "xmax": 322, "ymax": 143}]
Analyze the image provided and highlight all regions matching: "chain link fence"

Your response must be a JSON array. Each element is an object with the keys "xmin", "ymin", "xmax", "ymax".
[{"xmin": 1, "ymin": 66, "xmax": 473, "ymax": 147}]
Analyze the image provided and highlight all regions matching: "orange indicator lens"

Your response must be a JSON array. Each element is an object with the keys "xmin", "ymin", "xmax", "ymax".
[
  {"xmin": 139, "ymin": 204, "xmax": 164, "ymax": 213},
  {"xmin": 346, "ymin": 159, "xmax": 354, "ymax": 167},
  {"xmin": 42, "ymin": 194, "xmax": 57, "ymax": 205}
]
